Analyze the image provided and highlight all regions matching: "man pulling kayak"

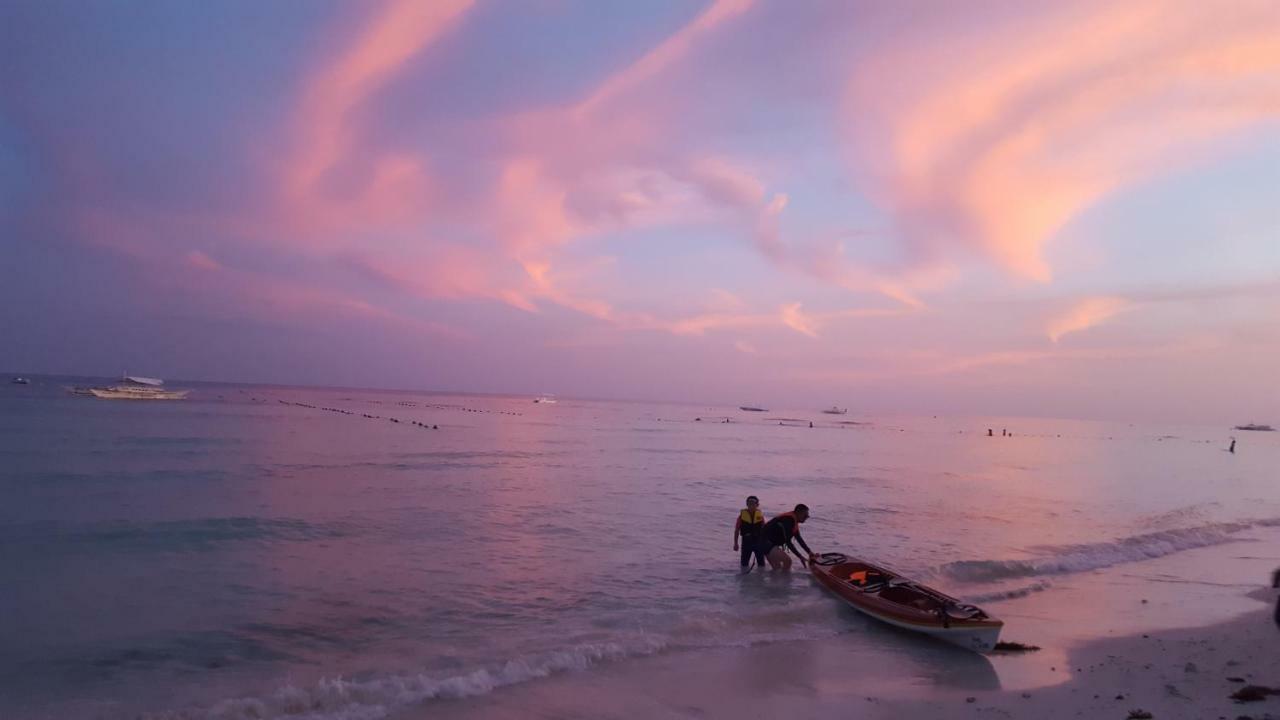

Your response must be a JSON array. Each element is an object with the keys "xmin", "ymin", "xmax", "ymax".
[{"xmin": 759, "ymin": 504, "xmax": 816, "ymax": 570}]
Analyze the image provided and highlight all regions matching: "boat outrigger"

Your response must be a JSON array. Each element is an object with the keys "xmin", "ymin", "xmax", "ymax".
[{"xmin": 811, "ymin": 552, "xmax": 1002, "ymax": 652}]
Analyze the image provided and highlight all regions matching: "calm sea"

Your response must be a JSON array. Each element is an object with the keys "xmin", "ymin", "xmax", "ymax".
[{"xmin": 2, "ymin": 378, "xmax": 1277, "ymax": 719}]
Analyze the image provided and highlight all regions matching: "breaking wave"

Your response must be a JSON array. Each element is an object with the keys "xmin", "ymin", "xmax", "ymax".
[
  {"xmin": 152, "ymin": 639, "xmax": 668, "ymax": 720},
  {"xmin": 141, "ymin": 606, "xmax": 850, "ymax": 720},
  {"xmin": 938, "ymin": 519, "xmax": 1278, "ymax": 584}
]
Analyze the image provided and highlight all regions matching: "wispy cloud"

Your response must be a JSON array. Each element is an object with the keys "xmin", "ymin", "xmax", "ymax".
[
  {"xmin": 1046, "ymin": 296, "xmax": 1130, "ymax": 342},
  {"xmin": 847, "ymin": 0, "xmax": 1280, "ymax": 282},
  {"xmin": 284, "ymin": 0, "xmax": 474, "ymax": 231},
  {"xmin": 779, "ymin": 302, "xmax": 819, "ymax": 338}
]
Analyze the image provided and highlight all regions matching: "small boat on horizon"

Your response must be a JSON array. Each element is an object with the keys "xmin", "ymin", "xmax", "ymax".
[
  {"xmin": 89, "ymin": 376, "xmax": 189, "ymax": 400},
  {"xmin": 810, "ymin": 552, "xmax": 1002, "ymax": 653},
  {"xmin": 1235, "ymin": 423, "xmax": 1275, "ymax": 432},
  {"xmin": 533, "ymin": 394, "xmax": 557, "ymax": 404},
  {"xmin": 10, "ymin": 377, "xmax": 30, "ymax": 385},
  {"xmin": 739, "ymin": 405, "xmax": 768, "ymax": 412},
  {"xmin": 821, "ymin": 406, "xmax": 847, "ymax": 415}
]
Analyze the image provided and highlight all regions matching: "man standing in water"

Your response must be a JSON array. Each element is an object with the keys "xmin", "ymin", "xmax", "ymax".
[
  {"xmin": 732, "ymin": 495, "xmax": 766, "ymax": 571},
  {"xmin": 759, "ymin": 504, "xmax": 816, "ymax": 570}
]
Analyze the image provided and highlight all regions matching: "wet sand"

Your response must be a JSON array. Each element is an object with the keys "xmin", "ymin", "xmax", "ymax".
[
  {"xmin": 407, "ymin": 533, "xmax": 1280, "ymax": 720},
  {"xmin": 412, "ymin": 602, "xmax": 1279, "ymax": 720}
]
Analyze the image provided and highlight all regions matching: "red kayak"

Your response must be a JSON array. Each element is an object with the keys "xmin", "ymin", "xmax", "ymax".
[{"xmin": 811, "ymin": 552, "xmax": 1003, "ymax": 652}]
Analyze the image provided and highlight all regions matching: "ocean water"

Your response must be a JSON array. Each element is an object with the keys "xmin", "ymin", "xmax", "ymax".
[{"xmin": 2, "ymin": 378, "xmax": 1278, "ymax": 719}]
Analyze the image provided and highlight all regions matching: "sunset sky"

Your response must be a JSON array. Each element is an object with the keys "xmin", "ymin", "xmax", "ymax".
[{"xmin": 3, "ymin": 0, "xmax": 1278, "ymax": 422}]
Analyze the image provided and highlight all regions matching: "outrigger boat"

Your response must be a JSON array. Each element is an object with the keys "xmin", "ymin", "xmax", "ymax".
[
  {"xmin": 811, "ymin": 552, "xmax": 1002, "ymax": 652},
  {"xmin": 89, "ymin": 376, "xmax": 189, "ymax": 400}
]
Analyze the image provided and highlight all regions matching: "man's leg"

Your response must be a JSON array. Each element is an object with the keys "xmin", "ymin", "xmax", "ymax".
[{"xmin": 765, "ymin": 546, "xmax": 786, "ymax": 570}]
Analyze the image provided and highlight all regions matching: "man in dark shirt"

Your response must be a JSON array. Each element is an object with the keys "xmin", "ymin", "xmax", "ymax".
[{"xmin": 758, "ymin": 504, "xmax": 816, "ymax": 570}]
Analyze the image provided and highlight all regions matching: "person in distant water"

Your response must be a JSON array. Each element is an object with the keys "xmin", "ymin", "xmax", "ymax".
[
  {"xmin": 733, "ymin": 496, "xmax": 766, "ymax": 570},
  {"xmin": 1229, "ymin": 438, "xmax": 1236, "ymax": 453},
  {"xmin": 758, "ymin": 504, "xmax": 816, "ymax": 570}
]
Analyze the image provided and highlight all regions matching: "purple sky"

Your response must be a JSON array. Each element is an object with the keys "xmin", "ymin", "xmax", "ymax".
[{"xmin": 2, "ymin": 0, "xmax": 1278, "ymax": 422}]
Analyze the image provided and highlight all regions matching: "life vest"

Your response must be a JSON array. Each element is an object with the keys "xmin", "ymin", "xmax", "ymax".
[{"xmin": 738, "ymin": 509, "xmax": 764, "ymax": 536}]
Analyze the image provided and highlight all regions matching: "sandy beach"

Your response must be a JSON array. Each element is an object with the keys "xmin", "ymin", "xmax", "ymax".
[
  {"xmin": 414, "ymin": 533, "xmax": 1280, "ymax": 720},
  {"xmin": 416, "ymin": 602, "xmax": 1280, "ymax": 720}
]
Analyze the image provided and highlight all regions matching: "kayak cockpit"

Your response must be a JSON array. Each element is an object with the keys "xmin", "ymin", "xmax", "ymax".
[
  {"xmin": 816, "ymin": 554, "xmax": 992, "ymax": 622},
  {"xmin": 827, "ymin": 561, "xmax": 898, "ymax": 592}
]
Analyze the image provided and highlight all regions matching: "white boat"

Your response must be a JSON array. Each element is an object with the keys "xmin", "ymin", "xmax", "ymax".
[
  {"xmin": 89, "ymin": 376, "xmax": 189, "ymax": 400},
  {"xmin": 822, "ymin": 406, "xmax": 847, "ymax": 415},
  {"xmin": 1235, "ymin": 423, "xmax": 1275, "ymax": 432},
  {"xmin": 533, "ymin": 395, "xmax": 557, "ymax": 404},
  {"xmin": 10, "ymin": 377, "xmax": 30, "ymax": 384}
]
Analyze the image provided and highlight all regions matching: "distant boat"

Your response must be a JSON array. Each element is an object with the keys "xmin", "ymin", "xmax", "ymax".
[
  {"xmin": 533, "ymin": 395, "xmax": 557, "ymax": 404},
  {"xmin": 10, "ymin": 377, "xmax": 30, "ymax": 384},
  {"xmin": 89, "ymin": 376, "xmax": 189, "ymax": 400},
  {"xmin": 822, "ymin": 406, "xmax": 847, "ymax": 415},
  {"xmin": 67, "ymin": 386, "xmax": 95, "ymax": 396},
  {"xmin": 739, "ymin": 405, "xmax": 768, "ymax": 412},
  {"xmin": 1235, "ymin": 423, "xmax": 1275, "ymax": 432}
]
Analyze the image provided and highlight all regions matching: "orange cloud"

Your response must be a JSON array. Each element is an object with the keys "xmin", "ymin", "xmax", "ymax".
[
  {"xmin": 1046, "ymin": 296, "xmax": 1130, "ymax": 343},
  {"xmin": 848, "ymin": 0, "xmax": 1280, "ymax": 282},
  {"xmin": 780, "ymin": 302, "xmax": 820, "ymax": 338}
]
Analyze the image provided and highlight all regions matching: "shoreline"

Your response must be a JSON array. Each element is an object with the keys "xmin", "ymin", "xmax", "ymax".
[
  {"xmin": 405, "ymin": 533, "xmax": 1280, "ymax": 720},
  {"xmin": 412, "ymin": 601, "xmax": 1280, "ymax": 720}
]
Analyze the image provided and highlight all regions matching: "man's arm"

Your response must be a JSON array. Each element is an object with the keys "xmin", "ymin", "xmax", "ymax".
[
  {"xmin": 733, "ymin": 516, "xmax": 742, "ymax": 548},
  {"xmin": 793, "ymin": 529, "xmax": 814, "ymax": 556}
]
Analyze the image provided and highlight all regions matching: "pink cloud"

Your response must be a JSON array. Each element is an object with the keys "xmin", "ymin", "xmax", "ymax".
[
  {"xmin": 573, "ymin": 0, "xmax": 755, "ymax": 118},
  {"xmin": 846, "ymin": 0, "xmax": 1280, "ymax": 282},
  {"xmin": 283, "ymin": 0, "xmax": 473, "ymax": 233},
  {"xmin": 185, "ymin": 250, "xmax": 222, "ymax": 272},
  {"xmin": 779, "ymin": 302, "xmax": 819, "ymax": 338},
  {"xmin": 1046, "ymin": 296, "xmax": 1130, "ymax": 343}
]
